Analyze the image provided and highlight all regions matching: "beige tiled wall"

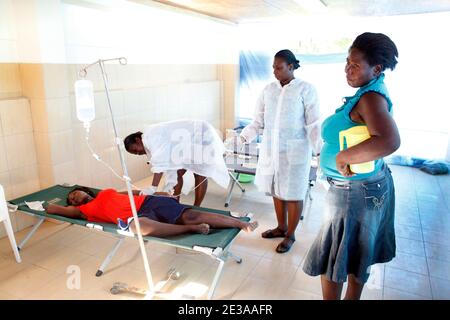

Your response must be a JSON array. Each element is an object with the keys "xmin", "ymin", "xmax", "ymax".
[
  {"xmin": 18, "ymin": 63, "xmax": 226, "ymax": 192},
  {"xmin": 218, "ymin": 64, "xmax": 239, "ymax": 134},
  {"xmin": 24, "ymin": 63, "xmax": 229, "ymax": 190},
  {"xmin": 65, "ymin": 65, "xmax": 224, "ymax": 190},
  {"xmin": 0, "ymin": 97, "xmax": 40, "ymax": 238},
  {"xmin": 0, "ymin": 64, "xmax": 41, "ymax": 239},
  {"xmin": 0, "ymin": 64, "xmax": 22, "ymax": 99}
]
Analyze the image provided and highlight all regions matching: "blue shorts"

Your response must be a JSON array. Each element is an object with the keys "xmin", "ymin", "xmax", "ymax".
[{"xmin": 137, "ymin": 195, "xmax": 188, "ymax": 224}]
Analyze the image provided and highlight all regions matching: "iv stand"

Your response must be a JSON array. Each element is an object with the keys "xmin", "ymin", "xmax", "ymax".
[{"xmin": 79, "ymin": 57, "xmax": 155, "ymax": 298}]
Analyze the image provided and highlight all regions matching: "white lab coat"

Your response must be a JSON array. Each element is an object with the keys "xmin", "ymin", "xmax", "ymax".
[
  {"xmin": 241, "ymin": 78, "xmax": 322, "ymax": 201},
  {"xmin": 142, "ymin": 119, "xmax": 230, "ymax": 193}
]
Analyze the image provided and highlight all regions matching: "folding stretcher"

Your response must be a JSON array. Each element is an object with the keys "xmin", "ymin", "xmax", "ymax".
[
  {"xmin": 8, "ymin": 185, "xmax": 250, "ymax": 299},
  {"xmin": 224, "ymin": 143, "xmax": 318, "ymax": 218},
  {"xmin": 224, "ymin": 143, "xmax": 259, "ymax": 207}
]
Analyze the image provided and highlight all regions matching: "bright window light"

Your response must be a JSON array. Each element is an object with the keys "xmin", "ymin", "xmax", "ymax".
[
  {"xmin": 294, "ymin": 0, "xmax": 328, "ymax": 14},
  {"xmin": 238, "ymin": 12, "xmax": 450, "ymax": 160}
]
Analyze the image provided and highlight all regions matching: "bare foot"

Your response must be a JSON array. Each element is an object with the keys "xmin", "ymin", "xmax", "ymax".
[
  {"xmin": 243, "ymin": 220, "xmax": 259, "ymax": 232},
  {"xmin": 191, "ymin": 223, "xmax": 210, "ymax": 235}
]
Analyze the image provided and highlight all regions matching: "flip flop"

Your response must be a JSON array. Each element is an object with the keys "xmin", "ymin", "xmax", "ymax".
[
  {"xmin": 275, "ymin": 237, "xmax": 295, "ymax": 253},
  {"xmin": 261, "ymin": 227, "xmax": 287, "ymax": 239}
]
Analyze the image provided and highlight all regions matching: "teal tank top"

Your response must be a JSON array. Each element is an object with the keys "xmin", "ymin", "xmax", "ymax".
[{"xmin": 320, "ymin": 73, "xmax": 393, "ymax": 180}]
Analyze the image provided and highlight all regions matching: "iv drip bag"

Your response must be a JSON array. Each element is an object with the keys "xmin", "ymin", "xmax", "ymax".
[{"xmin": 75, "ymin": 79, "xmax": 95, "ymax": 124}]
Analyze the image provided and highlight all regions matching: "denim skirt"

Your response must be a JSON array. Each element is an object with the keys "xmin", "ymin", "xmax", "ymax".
[{"xmin": 302, "ymin": 163, "xmax": 396, "ymax": 284}]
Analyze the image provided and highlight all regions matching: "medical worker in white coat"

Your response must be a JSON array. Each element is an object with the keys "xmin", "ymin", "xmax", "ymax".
[
  {"xmin": 124, "ymin": 119, "xmax": 229, "ymax": 206},
  {"xmin": 239, "ymin": 49, "xmax": 322, "ymax": 253}
]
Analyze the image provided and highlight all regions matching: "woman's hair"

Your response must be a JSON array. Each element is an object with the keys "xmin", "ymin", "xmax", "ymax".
[
  {"xmin": 67, "ymin": 186, "xmax": 96, "ymax": 206},
  {"xmin": 350, "ymin": 32, "xmax": 398, "ymax": 71},
  {"xmin": 275, "ymin": 49, "xmax": 300, "ymax": 70},
  {"xmin": 123, "ymin": 131, "xmax": 143, "ymax": 152}
]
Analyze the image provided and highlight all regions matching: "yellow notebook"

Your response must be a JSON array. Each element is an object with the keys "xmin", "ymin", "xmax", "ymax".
[{"xmin": 339, "ymin": 126, "xmax": 374, "ymax": 174}]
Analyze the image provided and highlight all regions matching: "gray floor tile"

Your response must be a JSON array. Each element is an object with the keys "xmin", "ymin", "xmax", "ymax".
[{"xmin": 384, "ymin": 267, "xmax": 432, "ymax": 298}]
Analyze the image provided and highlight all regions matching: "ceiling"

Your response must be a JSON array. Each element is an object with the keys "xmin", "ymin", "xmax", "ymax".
[{"xmin": 131, "ymin": 0, "xmax": 450, "ymax": 23}]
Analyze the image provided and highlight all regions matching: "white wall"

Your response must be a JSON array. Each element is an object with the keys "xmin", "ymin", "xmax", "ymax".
[
  {"xmin": 1, "ymin": 0, "xmax": 239, "ymax": 65},
  {"xmin": 0, "ymin": 97, "xmax": 40, "ymax": 238},
  {"xmin": 0, "ymin": 0, "xmax": 18, "ymax": 62},
  {"xmin": 61, "ymin": 1, "xmax": 238, "ymax": 64},
  {"xmin": 446, "ymin": 135, "xmax": 450, "ymax": 162},
  {"xmin": 0, "ymin": 0, "xmax": 240, "ymax": 238}
]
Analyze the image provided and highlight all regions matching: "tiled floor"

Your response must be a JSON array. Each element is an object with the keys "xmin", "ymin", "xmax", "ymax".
[{"xmin": 0, "ymin": 165, "xmax": 449, "ymax": 299}]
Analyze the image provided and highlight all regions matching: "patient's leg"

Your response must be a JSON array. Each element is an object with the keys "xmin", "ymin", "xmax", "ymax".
[
  {"xmin": 178, "ymin": 209, "xmax": 258, "ymax": 232},
  {"xmin": 129, "ymin": 217, "xmax": 209, "ymax": 237},
  {"xmin": 193, "ymin": 174, "xmax": 208, "ymax": 206}
]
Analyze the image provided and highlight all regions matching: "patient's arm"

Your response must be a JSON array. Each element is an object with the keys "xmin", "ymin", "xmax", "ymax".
[
  {"xmin": 45, "ymin": 204, "xmax": 86, "ymax": 219},
  {"xmin": 118, "ymin": 190, "xmax": 175, "ymax": 198}
]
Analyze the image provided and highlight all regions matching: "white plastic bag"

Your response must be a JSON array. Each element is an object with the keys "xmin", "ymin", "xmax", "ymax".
[{"xmin": 25, "ymin": 201, "xmax": 45, "ymax": 211}]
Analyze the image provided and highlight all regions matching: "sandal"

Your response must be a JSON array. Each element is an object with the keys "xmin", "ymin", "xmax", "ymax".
[
  {"xmin": 261, "ymin": 227, "xmax": 287, "ymax": 239},
  {"xmin": 275, "ymin": 236, "xmax": 295, "ymax": 254}
]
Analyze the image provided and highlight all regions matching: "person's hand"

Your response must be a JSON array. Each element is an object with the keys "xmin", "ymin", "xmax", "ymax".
[
  {"xmin": 237, "ymin": 136, "xmax": 246, "ymax": 151},
  {"xmin": 224, "ymin": 135, "xmax": 245, "ymax": 151},
  {"xmin": 223, "ymin": 137, "xmax": 234, "ymax": 151},
  {"xmin": 153, "ymin": 191, "xmax": 177, "ymax": 199},
  {"xmin": 312, "ymin": 153, "xmax": 320, "ymax": 168},
  {"xmin": 336, "ymin": 152, "xmax": 354, "ymax": 177},
  {"xmin": 139, "ymin": 186, "xmax": 157, "ymax": 196}
]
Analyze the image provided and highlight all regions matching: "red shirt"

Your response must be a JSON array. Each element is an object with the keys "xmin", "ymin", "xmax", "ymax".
[{"xmin": 78, "ymin": 189, "xmax": 146, "ymax": 224}]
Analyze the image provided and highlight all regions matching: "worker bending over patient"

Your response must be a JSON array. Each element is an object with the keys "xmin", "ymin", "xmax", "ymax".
[
  {"xmin": 124, "ymin": 119, "xmax": 229, "ymax": 206},
  {"xmin": 45, "ymin": 187, "xmax": 258, "ymax": 237}
]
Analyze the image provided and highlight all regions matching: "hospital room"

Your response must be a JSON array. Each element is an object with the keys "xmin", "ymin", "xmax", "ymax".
[{"xmin": 0, "ymin": 0, "xmax": 449, "ymax": 304}]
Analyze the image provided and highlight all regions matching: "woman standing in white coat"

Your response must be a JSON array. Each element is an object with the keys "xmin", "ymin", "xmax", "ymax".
[{"xmin": 239, "ymin": 49, "xmax": 322, "ymax": 253}]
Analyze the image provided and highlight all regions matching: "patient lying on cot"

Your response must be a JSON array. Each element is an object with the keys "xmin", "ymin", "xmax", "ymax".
[{"xmin": 45, "ymin": 187, "xmax": 258, "ymax": 237}]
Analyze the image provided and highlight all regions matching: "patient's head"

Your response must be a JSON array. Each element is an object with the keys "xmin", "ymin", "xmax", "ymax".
[
  {"xmin": 124, "ymin": 132, "xmax": 145, "ymax": 155},
  {"xmin": 67, "ymin": 187, "xmax": 96, "ymax": 206}
]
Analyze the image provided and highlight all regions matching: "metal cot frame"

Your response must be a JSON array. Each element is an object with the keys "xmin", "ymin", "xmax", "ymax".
[{"xmin": 11, "ymin": 197, "xmax": 248, "ymax": 300}]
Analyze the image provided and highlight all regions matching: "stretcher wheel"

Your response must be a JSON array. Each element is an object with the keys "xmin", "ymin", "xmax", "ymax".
[
  {"xmin": 95, "ymin": 270, "xmax": 103, "ymax": 277},
  {"xmin": 300, "ymin": 215, "xmax": 304, "ymax": 220},
  {"xmin": 236, "ymin": 258, "xmax": 242, "ymax": 264},
  {"xmin": 17, "ymin": 247, "xmax": 21, "ymax": 251},
  {"xmin": 110, "ymin": 287, "xmax": 120, "ymax": 295},
  {"xmin": 224, "ymin": 203, "xmax": 229, "ymax": 207}
]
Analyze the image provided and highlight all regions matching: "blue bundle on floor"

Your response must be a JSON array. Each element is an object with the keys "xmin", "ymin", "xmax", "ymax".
[
  {"xmin": 386, "ymin": 155, "xmax": 449, "ymax": 175},
  {"xmin": 419, "ymin": 161, "xmax": 449, "ymax": 175}
]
